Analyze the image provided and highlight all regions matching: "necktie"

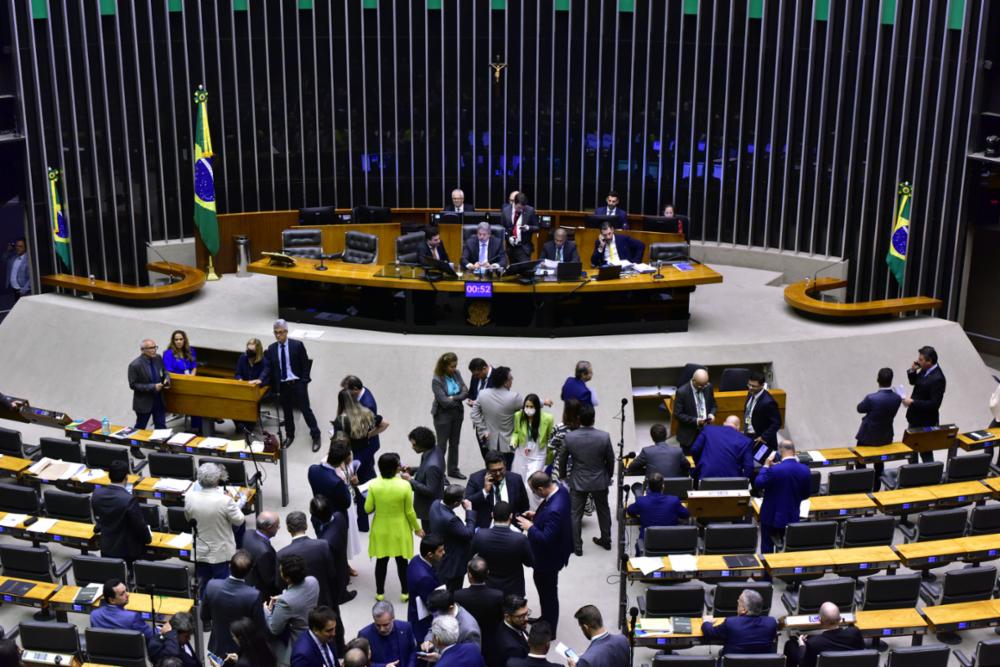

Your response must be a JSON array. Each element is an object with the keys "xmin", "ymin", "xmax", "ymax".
[
  {"xmin": 432, "ymin": 246, "xmax": 439, "ymax": 260},
  {"xmin": 514, "ymin": 212, "xmax": 521, "ymax": 241},
  {"xmin": 557, "ymin": 246, "xmax": 563, "ymax": 262},
  {"xmin": 695, "ymin": 389, "xmax": 705, "ymax": 420},
  {"xmin": 479, "ymin": 242, "xmax": 487, "ymax": 264},
  {"xmin": 493, "ymin": 481, "xmax": 501, "ymax": 506},
  {"xmin": 677, "ymin": 219, "xmax": 684, "ymax": 234},
  {"xmin": 609, "ymin": 239, "xmax": 619, "ymax": 263},
  {"xmin": 744, "ymin": 394, "xmax": 757, "ymax": 430},
  {"xmin": 280, "ymin": 343, "xmax": 288, "ymax": 381},
  {"xmin": 148, "ymin": 359, "xmax": 158, "ymax": 383}
]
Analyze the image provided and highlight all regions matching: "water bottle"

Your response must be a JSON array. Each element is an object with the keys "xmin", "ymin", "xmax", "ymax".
[{"xmin": 101, "ymin": 416, "xmax": 110, "ymax": 435}]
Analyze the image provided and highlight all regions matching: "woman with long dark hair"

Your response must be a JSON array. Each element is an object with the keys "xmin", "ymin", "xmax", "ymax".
[
  {"xmin": 431, "ymin": 351, "xmax": 469, "ymax": 480},
  {"xmin": 510, "ymin": 393, "xmax": 555, "ymax": 489},
  {"xmin": 365, "ymin": 452, "xmax": 423, "ymax": 601},
  {"xmin": 223, "ymin": 616, "xmax": 277, "ymax": 667}
]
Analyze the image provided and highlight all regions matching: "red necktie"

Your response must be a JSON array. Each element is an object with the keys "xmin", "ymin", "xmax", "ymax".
[{"xmin": 677, "ymin": 220, "xmax": 683, "ymax": 234}]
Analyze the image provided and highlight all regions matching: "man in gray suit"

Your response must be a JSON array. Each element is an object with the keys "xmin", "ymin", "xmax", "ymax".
[
  {"xmin": 265, "ymin": 554, "xmax": 320, "ymax": 665},
  {"xmin": 570, "ymin": 605, "xmax": 629, "ymax": 667},
  {"xmin": 626, "ymin": 423, "xmax": 689, "ymax": 478},
  {"xmin": 470, "ymin": 366, "xmax": 522, "ymax": 468},
  {"xmin": 202, "ymin": 549, "xmax": 264, "ymax": 656},
  {"xmin": 557, "ymin": 404, "xmax": 615, "ymax": 555},
  {"xmin": 127, "ymin": 338, "xmax": 170, "ymax": 458},
  {"xmin": 422, "ymin": 588, "xmax": 482, "ymax": 648}
]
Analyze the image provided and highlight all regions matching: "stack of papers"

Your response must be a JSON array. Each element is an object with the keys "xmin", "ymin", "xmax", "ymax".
[
  {"xmin": 168, "ymin": 532, "xmax": 193, "ymax": 549},
  {"xmin": 668, "ymin": 554, "xmax": 699, "ymax": 572},
  {"xmin": 225, "ymin": 440, "xmax": 264, "ymax": 454},
  {"xmin": 27, "ymin": 518, "xmax": 58, "ymax": 533},
  {"xmin": 637, "ymin": 618, "xmax": 674, "ymax": 632},
  {"xmin": 75, "ymin": 468, "xmax": 107, "ymax": 484},
  {"xmin": 110, "ymin": 426, "xmax": 137, "ymax": 439},
  {"xmin": 29, "ymin": 458, "xmax": 85, "ymax": 482},
  {"xmin": 154, "ymin": 478, "xmax": 193, "ymax": 493},
  {"xmin": 149, "ymin": 429, "xmax": 174, "ymax": 442},
  {"xmin": 199, "ymin": 437, "xmax": 230, "ymax": 450},
  {"xmin": 629, "ymin": 557, "xmax": 666, "ymax": 575},
  {"xmin": 799, "ymin": 499, "xmax": 811, "ymax": 519},
  {"xmin": 806, "ymin": 450, "xmax": 828, "ymax": 463},
  {"xmin": 0, "ymin": 514, "xmax": 27, "ymax": 528},
  {"xmin": 167, "ymin": 432, "xmax": 197, "ymax": 446}
]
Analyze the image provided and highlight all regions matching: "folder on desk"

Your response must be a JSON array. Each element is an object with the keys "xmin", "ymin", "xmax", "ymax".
[
  {"xmin": 964, "ymin": 430, "xmax": 995, "ymax": 441},
  {"xmin": 150, "ymin": 429, "xmax": 174, "ymax": 442},
  {"xmin": 638, "ymin": 617, "xmax": 675, "ymax": 632},
  {"xmin": 0, "ymin": 579, "xmax": 35, "ymax": 596},
  {"xmin": 74, "ymin": 584, "xmax": 102, "ymax": 605},
  {"xmin": 671, "ymin": 617, "xmax": 692, "ymax": 634},
  {"xmin": 154, "ymin": 478, "xmax": 193, "ymax": 493},
  {"xmin": 76, "ymin": 419, "xmax": 103, "ymax": 433},
  {"xmin": 723, "ymin": 555, "xmax": 759, "ymax": 569},
  {"xmin": 167, "ymin": 432, "xmax": 197, "ymax": 446}
]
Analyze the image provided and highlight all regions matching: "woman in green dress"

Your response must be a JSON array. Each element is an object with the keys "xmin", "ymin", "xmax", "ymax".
[{"xmin": 364, "ymin": 451, "xmax": 424, "ymax": 601}]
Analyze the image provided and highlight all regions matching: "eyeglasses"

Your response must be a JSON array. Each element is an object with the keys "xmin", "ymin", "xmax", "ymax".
[
  {"xmin": 142, "ymin": 345, "xmax": 158, "ymax": 350},
  {"xmin": 512, "ymin": 609, "xmax": 532, "ymax": 618}
]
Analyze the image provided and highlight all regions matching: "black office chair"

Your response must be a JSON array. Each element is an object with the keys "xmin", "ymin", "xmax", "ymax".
[
  {"xmin": 706, "ymin": 581, "xmax": 773, "ymax": 617},
  {"xmin": 281, "ymin": 228, "xmax": 323, "ymax": 258},
  {"xmin": 199, "ymin": 457, "xmax": 255, "ymax": 487},
  {"xmin": 42, "ymin": 489, "xmax": 92, "ymax": 522},
  {"xmin": 148, "ymin": 452, "xmax": 196, "ymax": 481},
  {"xmin": 776, "ymin": 521, "xmax": 837, "ymax": 553},
  {"xmin": 703, "ymin": 524, "xmax": 758, "ymax": 554},
  {"xmin": 699, "ymin": 477, "xmax": 749, "ymax": 491},
  {"xmin": 0, "ymin": 426, "xmax": 34, "ymax": 458},
  {"xmin": 809, "ymin": 470, "xmax": 821, "ymax": 496},
  {"xmin": 857, "ymin": 573, "xmax": 921, "ymax": 610},
  {"xmin": 662, "ymin": 477, "xmax": 693, "ymax": 500},
  {"xmin": 719, "ymin": 368, "xmax": 751, "ymax": 392},
  {"xmin": 826, "ymin": 468, "xmax": 876, "ymax": 495},
  {"xmin": 721, "ymin": 655, "xmax": 785, "ymax": 667},
  {"xmin": 395, "ymin": 230, "xmax": 427, "ymax": 265},
  {"xmin": 166, "ymin": 506, "xmax": 191, "ymax": 534},
  {"xmin": 84, "ymin": 628, "xmax": 148, "ymax": 667},
  {"xmin": 676, "ymin": 364, "xmax": 707, "ymax": 388},
  {"xmin": 901, "ymin": 506, "xmax": 968, "ymax": 542},
  {"xmin": 781, "ymin": 576, "xmax": 855, "ymax": 615},
  {"xmin": 353, "ymin": 205, "xmax": 391, "ymax": 224},
  {"xmin": 85, "ymin": 443, "xmax": 143, "ymax": 474},
  {"xmin": 653, "ymin": 656, "xmax": 717, "ymax": 667},
  {"xmin": 638, "ymin": 584, "xmax": 705, "ymax": 618},
  {"xmin": 648, "ymin": 242, "xmax": 691, "ymax": 263},
  {"xmin": 0, "ymin": 545, "xmax": 70, "ymax": 583},
  {"xmin": 71, "ymin": 555, "xmax": 127, "ymax": 587},
  {"xmin": 39, "ymin": 437, "xmax": 82, "ymax": 463},
  {"xmin": 945, "ymin": 452, "xmax": 992, "ymax": 482},
  {"xmin": 343, "ymin": 231, "xmax": 379, "ymax": 264},
  {"xmin": 816, "ymin": 650, "xmax": 879, "ymax": 667},
  {"xmin": 0, "ymin": 482, "xmax": 40, "ymax": 514},
  {"xmin": 19, "ymin": 620, "xmax": 80, "ymax": 656},
  {"xmin": 643, "ymin": 526, "xmax": 699, "ymax": 557},
  {"xmin": 885, "ymin": 645, "xmax": 951, "ymax": 667},
  {"xmin": 969, "ymin": 504, "xmax": 1000, "ymax": 535},
  {"xmin": 133, "ymin": 560, "xmax": 194, "ymax": 599},
  {"xmin": 880, "ymin": 461, "xmax": 943, "ymax": 491},
  {"xmin": 920, "ymin": 565, "xmax": 996, "ymax": 606},
  {"xmin": 840, "ymin": 516, "xmax": 896, "ymax": 548},
  {"xmin": 955, "ymin": 638, "xmax": 1000, "ymax": 667},
  {"xmin": 139, "ymin": 503, "xmax": 162, "ymax": 532}
]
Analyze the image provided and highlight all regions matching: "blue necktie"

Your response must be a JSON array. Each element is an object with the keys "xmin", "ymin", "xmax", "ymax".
[
  {"xmin": 147, "ymin": 359, "xmax": 158, "ymax": 383},
  {"xmin": 479, "ymin": 242, "xmax": 487, "ymax": 264}
]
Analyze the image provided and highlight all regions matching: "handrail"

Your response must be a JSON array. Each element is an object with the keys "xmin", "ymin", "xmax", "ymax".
[
  {"xmin": 41, "ymin": 262, "xmax": 206, "ymax": 301},
  {"xmin": 784, "ymin": 277, "xmax": 941, "ymax": 318}
]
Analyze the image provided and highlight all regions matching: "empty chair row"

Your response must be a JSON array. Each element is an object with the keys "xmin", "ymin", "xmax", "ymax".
[
  {"xmin": 881, "ymin": 454, "xmax": 993, "ymax": 490},
  {"xmin": 649, "ymin": 645, "xmax": 951, "ymax": 667}
]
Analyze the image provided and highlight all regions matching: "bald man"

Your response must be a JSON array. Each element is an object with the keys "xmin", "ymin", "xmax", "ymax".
[
  {"xmin": 127, "ymin": 339, "xmax": 170, "ymax": 457},
  {"xmin": 672, "ymin": 369, "xmax": 716, "ymax": 450},
  {"xmin": 689, "ymin": 416, "xmax": 755, "ymax": 481},
  {"xmin": 541, "ymin": 228, "xmax": 581, "ymax": 264},
  {"xmin": 784, "ymin": 602, "xmax": 863, "ymax": 667},
  {"xmin": 244, "ymin": 511, "xmax": 282, "ymax": 597}
]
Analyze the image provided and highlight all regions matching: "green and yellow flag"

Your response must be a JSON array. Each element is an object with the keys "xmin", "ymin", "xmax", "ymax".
[
  {"xmin": 886, "ymin": 181, "xmax": 911, "ymax": 286},
  {"xmin": 193, "ymin": 86, "xmax": 219, "ymax": 256},
  {"xmin": 48, "ymin": 167, "xmax": 71, "ymax": 270}
]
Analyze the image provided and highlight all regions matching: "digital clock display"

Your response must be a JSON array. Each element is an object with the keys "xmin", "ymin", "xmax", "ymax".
[{"xmin": 465, "ymin": 282, "xmax": 493, "ymax": 299}]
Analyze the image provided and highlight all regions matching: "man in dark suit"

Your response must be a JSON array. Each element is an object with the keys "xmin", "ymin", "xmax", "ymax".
[
  {"xmin": 540, "ymin": 227, "xmax": 581, "ymax": 263},
  {"xmin": 508, "ymin": 621, "xmax": 562, "ymax": 667},
  {"xmin": 466, "ymin": 358, "xmax": 493, "ymax": 405},
  {"xmin": 429, "ymin": 485, "xmax": 478, "ymax": 591},
  {"xmin": 557, "ymin": 404, "xmax": 615, "ymax": 554},
  {"xmin": 462, "ymin": 221, "xmax": 508, "ymax": 270},
  {"xmin": 147, "ymin": 611, "xmax": 200, "ymax": 667},
  {"xmin": 490, "ymin": 594, "xmax": 530, "ymax": 667},
  {"xmin": 626, "ymin": 423, "xmax": 689, "ymax": 478},
  {"xmin": 690, "ymin": 416, "xmax": 755, "ymax": 481},
  {"xmin": 408, "ymin": 534, "xmax": 444, "ymax": 640},
  {"xmin": 243, "ymin": 511, "xmax": 281, "ymax": 598},
  {"xmin": 857, "ymin": 368, "xmax": 904, "ymax": 490},
  {"xmin": 594, "ymin": 191, "xmax": 629, "ymax": 228},
  {"xmin": 90, "ymin": 460, "xmax": 152, "ymax": 566},
  {"xmin": 673, "ymin": 368, "xmax": 717, "ymax": 450},
  {"xmin": 744, "ymin": 371, "xmax": 782, "ymax": 455},
  {"xmin": 444, "ymin": 188, "xmax": 475, "ymax": 213},
  {"xmin": 202, "ymin": 550, "xmax": 264, "ymax": 656},
  {"xmin": 277, "ymin": 511, "xmax": 345, "ymax": 653},
  {"xmin": 784, "ymin": 602, "xmax": 863, "ymax": 667},
  {"xmin": 590, "ymin": 221, "xmax": 644, "ymax": 266},
  {"xmin": 755, "ymin": 441, "xmax": 811, "ymax": 553},
  {"xmin": 265, "ymin": 319, "xmax": 321, "ymax": 450},
  {"xmin": 453, "ymin": 556, "xmax": 504, "ymax": 650},
  {"xmin": 311, "ymin": 496, "xmax": 356, "ymax": 603},
  {"xmin": 904, "ymin": 345, "xmax": 947, "ymax": 462},
  {"xmin": 465, "ymin": 451, "xmax": 530, "ymax": 529},
  {"xmin": 290, "ymin": 606, "xmax": 339, "ymax": 667},
  {"xmin": 127, "ymin": 338, "xmax": 169, "ymax": 456},
  {"xmin": 573, "ymin": 605, "xmax": 630, "ymax": 667},
  {"xmin": 516, "ymin": 472, "xmax": 573, "ymax": 637},
  {"xmin": 626, "ymin": 473, "xmax": 690, "ymax": 554},
  {"xmin": 359, "ymin": 600, "xmax": 419, "ymax": 667},
  {"xmin": 701, "ymin": 589, "xmax": 778, "ymax": 656},
  {"xmin": 500, "ymin": 192, "xmax": 538, "ymax": 264},
  {"xmin": 560, "ymin": 361, "xmax": 595, "ymax": 408},
  {"xmin": 405, "ymin": 426, "xmax": 445, "ymax": 531},
  {"xmin": 430, "ymin": 616, "xmax": 486, "ymax": 667},
  {"xmin": 417, "ymin": 225, "xmax": 452, "ymax": 264},
  {"xmin": 470, "ymin": 502, "xmax": 534, "ymax": 596}
]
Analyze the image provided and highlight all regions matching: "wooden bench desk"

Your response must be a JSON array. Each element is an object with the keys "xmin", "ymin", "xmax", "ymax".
[
  {"xmin": 894, "ymin": 537, "xmax": 970, "ymax": 569},
  {"xmin": 634, "ymin": 617, "xmax": 707, "ymax": 647},
  {"xmin": 0, "ymin": 455, "xmax": 33, "ymax": 478},
  {"xmin": 926, "ymin": 480, "xmax": 993, "ymax": 506},
  {"xmin": 921, "ymin": 599, "xmax": 1000, "ymax": 633},
  {"xmin": 764, "ymin": 546, "xmax": 898, "ymax": 577},
  {"xmin": 957, "ymin": 428, "xmax": 1000, "ymax": 452},
  {"xmin": 802, "ymin": 494, "xmax": 877, "ymax": 520},
  {"xmin": 48, "ymin": 585, "xmax": 194, "ymax": 623},
  {"xmin": 148, "ymin": 531, "xmax": 193, "ymax": 561},
  {"xmin": 871, "ymin": 487, "xmax": 936, "ymax": 514},
  {"xmin": 799, "ymin": 448, "xmax": 860, "ymax": 469},
  {"xmin": 0, "ymin": 575, "xmax": 60, "ymax": 610},
  {"xmin": 626, "ymin": 554, "xmax": 764, "ymax": 581},
  {"xmin": 0, "ymin": 511, "xmax": 99, "ymax": 552},
  {"xmin": 852, "ymin": 443, "xmax": 914, "ymax": 464},
  {"xmin": 960, "ymin": 534, "xmax": 1000, "ymax": 562},
  {"xmin": 783, "ymin": 608, "xmax": 927, "ymax": 644}
]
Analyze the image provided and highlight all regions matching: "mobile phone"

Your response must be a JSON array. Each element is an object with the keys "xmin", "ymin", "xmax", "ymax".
[
  {"xmin": 556, "ymin": 642, "xmax": 578, "ymax": 660},
  {"xmin": 22, "ymin": 516, "xmax": 38, "ymax": 527}
]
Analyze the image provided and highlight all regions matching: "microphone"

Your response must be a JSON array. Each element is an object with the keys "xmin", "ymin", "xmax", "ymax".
[
  {"xmin": 623, "ymin": 451, "xmax": 636, "ymax": 460},
  {"xmin": 145, "ymin": 241, "xmax": 181, "ymax": 281},
  {"xmin": 188, "ymin": 518, "xmax": 198, "ymax": 528},
  {"xmin": 629, "ymin": 606, "xmax": 639, "ymax": 638},
  {"xmin": 621, "ymin": 398, "xmax": 629, "ymax": 408}
]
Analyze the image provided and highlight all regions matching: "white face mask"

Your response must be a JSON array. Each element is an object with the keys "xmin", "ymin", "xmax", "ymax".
[{"xmin": 524, "ymin": 408, "xmax": 536, "ymax": 417}]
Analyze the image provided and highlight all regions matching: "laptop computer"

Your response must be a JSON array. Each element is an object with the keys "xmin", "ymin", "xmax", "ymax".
[
  {"xmin": 555, "ymin": 261, "xmax": 583, "ymax": 281},
  {"xmin": 596, "ymin": 264, "xmax": 622, "ymax": 281}
]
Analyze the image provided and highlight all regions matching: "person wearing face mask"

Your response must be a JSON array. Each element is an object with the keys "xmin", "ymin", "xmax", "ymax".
[
  {"xmin": 234, "ymin": 338, "xmax": 271, "ymax": 434},
  {"xmin": 510, "ymin": 394, "xmax": 555, "ymax": 497}
]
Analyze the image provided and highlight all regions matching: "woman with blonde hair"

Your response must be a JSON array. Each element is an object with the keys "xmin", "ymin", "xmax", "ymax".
[
  {"xmin": 334, "ymin": 389, "xmax": 389, "ymax": 484},
  {"xmin": 233, "ymin": 338, "xmax": 270, "ymax": 433},
  {"xmin": 431, "ymin": 352, "xmax": 469, "ymax": 480}
]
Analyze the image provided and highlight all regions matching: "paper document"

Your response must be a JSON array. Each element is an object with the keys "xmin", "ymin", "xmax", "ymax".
[
  {"xmin": 629, "ymin": 557, "xmax": 665, "ymax": 575},
  {"xmin": 0, "ymin": 514, "xmax": 27, "ymax": 528},
  {"xmin": 27, "ymin": 518, "xmax": 57, "ymax": 533},
  {"xmin": 807, "ymin": 450, "xmax": 827, "ymax": 463},
  {"xmin": 150, "ymin": 429, "xmax": 174, "ymax": 442},
  {"xmin": 894, "ymin": 384, "xmax": 907, "ymax": 398},
  {"xmin": 154, "ymin": 478, "xmax": 193, "ymax": 493},
  {"xmin": 415, "ymin": 595, "xmax": 431, "ymax": 620},
  {"xmin": 168, "ymin": 532, "xmax": 193, "ymax": 549},
  {"xmin": 289, "ymin": 329, "xmax": 324, "ymax": 339},
  {"xmin": 75, "ymin": 468, "xmax": 107, "ymax": 483},
  {"xmin": 668, "ymin": 554, "xmax": 699, "ymax": 572},
  {"xmin": 631, "ymin": 263, "xmax": 657, "ymax": 273},
  {"xmin": 167, "ymin": 432, "xmax": 196, "ymax": 446},
  {"xmin": 57, "ymin": 463, "xmax": 85, "ymax": 481},
  {"xmin": 637, "ymin": 618, "xmax": 674, "ymax": 632},
  {"xmin": 799, "ymin": 499, "xmax": 811, "ymax": 519},
  {"xmin": 28, "ymin": 458, "xmax": 53, "ymax": 475},
  {"xmin": 199, "ymin": 437, "xmax": 230, "ymax": 450},
  {"xmin": 356, "ymin": 480, "xmax": 373, "ymax": 495}
]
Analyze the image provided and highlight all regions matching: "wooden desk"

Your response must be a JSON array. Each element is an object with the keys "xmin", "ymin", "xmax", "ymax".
[
  {"xmin": 764, "ymin": 546, "xmax": 898, "ymax": 577},
  {"xmin": 42, "ymin": 262, "xmax": 207, "ymax": 304},
  {"xmin": 960, "ymin": 534, "xmax": 1000, "ymax": 562},
  {"xmin": 0, "ymin": 454, "xmax": 33, "ymax": 478},
  {"xmin": 980, "ymin": 478, "xmax": 1000, "ymax": 494},
  {"xmin": 804, "ymin": 494, "xmax": 877, "ymax": 520},
  {"xmin": 626, "ymin": 555, "xmax": 765, "ymax": 580},
  {"xmin": 921, "ymin": 599, "xmax": 1000, "ymax": 633},
  {"xmin": 926, "ymin": 480, "xmax": 993, "ymax": 506},
  {"xmin": 132, "ymin": 477, "xmax": 256, "ymax": 511},
  {"xmin": 854, "ymin": 608, "xmax": 928, "ymax": 641},
  {"xmin": 684, "ymin": 491, "xmax": 751, "ymax": 520},
  {"xmin": 852, "ymin": 443, "xmax": 914, "ymax": 464},
  {"xmin": 0, "ymin": 511, "xmax": 99, "ymax": 552},
  {"xmin": 0, "ymin": 575, "xmax": 60, "ymax": 609},
  {"xmin": 783, "ymin": 277, "xmax": 941, "ymax": 318},
  {"xmin": 799, "ymin": 448, "xmax": 860, "ymax": 469},
  {"xmin": 22, "ymin": 467, "xmax": 141, "ymax": 494},
  {"xmin": 871, "ymin": 487, "xmax": 936, "ymax": 514},
  {"xmin": 957, "ymin": 428, "xmax": 1000, "ymax": 452},
  {"xmin": 664, "ymin": 390, "xmax": 787, "ymax": 439},
  {"xmin": 148, "ymin": 531, "xmax": 193, "ymax": 561},
  {"xmin": 894, "ymin": 537, "xmax": 970, "ymax": 569},
  {"xmin": 164, "ymin": 374, "xmax": 268, "ymax": 423},
  {"xmin": 634, "ymin": 617, "xmax": 706, "ymax": 647},
  {"xmin": 48, "ymin": 586, "xmax": 194, "ymax": 622}
]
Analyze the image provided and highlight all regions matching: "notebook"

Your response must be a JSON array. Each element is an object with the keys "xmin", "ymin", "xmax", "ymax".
[
  {"xmin": 0, "ymin": 579, "xmax": 35, "ymax": 596},
  {"xmin": 723, "ymin": 555, "xmax": 759, "ymax": 568},
  {"xmin": 75, "ymin": 419, "xmax": 103, "ymax": 433}
]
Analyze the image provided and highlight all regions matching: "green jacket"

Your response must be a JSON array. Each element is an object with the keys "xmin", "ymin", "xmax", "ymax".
[{"xmin": 510, "ymin": 410, "xmax": 556, "ymax": 463}]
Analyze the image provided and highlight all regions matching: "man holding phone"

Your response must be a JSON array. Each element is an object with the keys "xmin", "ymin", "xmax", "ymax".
[
  {"xmin": 903, "ymin": 345, "xmax": 947, "ymax": 463},
  {"xmin": 465, "ymin": 452, "xmax": 529, "ymax": 530}
]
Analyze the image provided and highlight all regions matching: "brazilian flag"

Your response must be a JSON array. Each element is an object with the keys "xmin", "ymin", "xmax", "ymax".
[
  {"xmin": 48, "ymin": 168, "xmax": 71, "ymax": 270},
  {"xmin": 886, "ymin": 181, "xmax": 911, "ymax": 287},
  {"xmin": 193, "ymin": 86, "xmax": 219, "ymax": 256}
]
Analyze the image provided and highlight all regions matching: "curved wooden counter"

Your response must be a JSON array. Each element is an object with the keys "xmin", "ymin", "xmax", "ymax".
[
  {"xmin": 42, "ymin": 262, "xmax": 206, "ymax": 303},
  {"xmin": 784, "ymin": 277, "xmax": 941, "ymax": 318}
]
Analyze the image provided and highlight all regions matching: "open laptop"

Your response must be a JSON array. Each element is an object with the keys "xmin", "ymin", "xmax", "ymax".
[
  {"xmin": 596, "ymin": 264, "xmax": 622, "ymax": 281},
  {"xmin": 555, "ymin": 261, "xmax": 583, "ymax": 281}
]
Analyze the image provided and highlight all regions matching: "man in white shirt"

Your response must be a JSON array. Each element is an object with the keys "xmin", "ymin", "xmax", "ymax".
[
  {"xmin": 446, "ymin": 189, "xmax": 475, "ymax": 213},
  {"xmin": 184, "ymin": 462, "xmax": 246, "ymax": 597}
]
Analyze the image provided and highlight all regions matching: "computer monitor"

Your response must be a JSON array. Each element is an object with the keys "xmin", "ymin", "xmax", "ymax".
[
  {"xmin": 353, "ymin": 206, "xmax": 392, "ymax": 224},
  {"xmin": 420, "ymin": 254, "xmax": 459, "ymax": 279},
  {"xmin": 502, "ymin": 259, "xmax": 542, "ymax": 279},
  {"xmin": 461, "ymin": 211, "xmax": 491, "ymax": 226},
  {"xmin": 298, "ymin": 206, "xmax": 335, "ymax": 226},
  {"xmin": 644, "ymin": 215, "xmax": 689, "ymax": 240},
  {"xmin": 583, "ymin": 214, "xmax": 626, "ymax": 230}
]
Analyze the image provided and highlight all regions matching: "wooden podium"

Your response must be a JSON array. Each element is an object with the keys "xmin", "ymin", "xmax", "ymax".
[
  {"xmin": 664, "ymin": 389, "xmax": 787, "ymax": 438},
  {"xmin": 163, "ymin": 374, "xmax": 268, "ymax": 422}
]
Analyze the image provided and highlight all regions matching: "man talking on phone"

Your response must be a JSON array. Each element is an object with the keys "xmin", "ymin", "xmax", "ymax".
[
  {"xmin": 464, "ymin": 451, "xmax": 529, "ymax": 530},
  {"xmin": 903, "ymin": 345, "xmax": 946, "ymax": 463}
]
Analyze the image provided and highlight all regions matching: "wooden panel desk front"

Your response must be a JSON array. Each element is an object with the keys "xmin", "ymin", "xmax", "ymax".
[
  {"xmin": 42, "ymin": 262, "xmax": 207, "ymax": 303},
  {"xmin": 852, "ymin": 443, "xmax": 914, "ymax": 464},
  {"xmin": 927, "ymin": 480, "xmax": 993, "ymax": 506},
  {"xmin": 921, "ymin": 599, "xmax": 1000, "ymax": 633},
  {"xmin": 870, "ymin": 488, "xmax": 936, "ymax": 514},
  {"xmin": 0, "ymin": 454, "xmax": 34, "ymax": 478},
  {"xmin": 0, "ymin": 511, "xmax": 99, "ymax": 552},
  {"xmin": 48, "ymin": 585, "xmax": 194, "ymax": 623},
  {"xmin": 634, "ymin": 618, "xmax": 707, "ymax": 648},
  {"xmin": 799, "ymin": 448, "xmax": 861, "ymax": 469},
  {"xmin": 783, "ymin": 277, "xmax": 941, "ymax": 318},
  {"xmin": 783, "ymin": 608, "xmax": 927, "ymax": 643},
  {"xmin": 894, "ymin": 537, "xmax": 970, "ymax": 569},
  {"xmin": 957, "ymin": 428, "xmax": 1000, "ymax": 452},
  {"xmin": 663, "ymin": 389, "xmax": 787, "ymax": 440},
  {"xmin": 163, "ymin": 375, "xmax": 268, "ymax": 423},
  {"xmin": 764, "ymin": 546, "xmax": 898, "ymax": 577},
  {"xmin": 626, "ymin": 555, "xmax": 765, "ymax": 581},
  {"xmin": 148, "ymin": 531, "xmax": 193, "ymax": 561},
  {"xmin": 803, "ymin": 494, "xmax": 877, "ymax": 520},
  {"xmin": 0, "ymin": 575, "xmax": 60, "ymax": 609}
]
